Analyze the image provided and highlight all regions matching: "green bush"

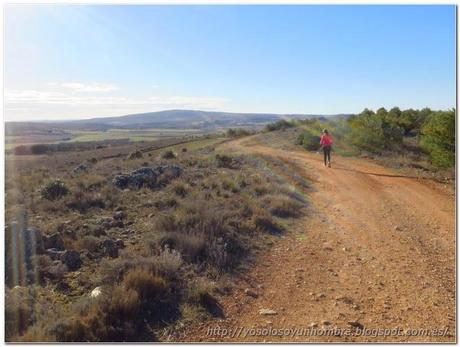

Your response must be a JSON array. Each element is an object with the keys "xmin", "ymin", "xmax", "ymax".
[
  {"xmin": 215, "ymin": 154, "xmax": 234, "ymax": 168},
  {"xmin": 345, "ymin": 109, "xmax": 404, "ymax": 153},
  {"xmin": 31, "ymin": 144, "xmax": 51, "ymax": 155},
  {"xmin": 419, "ymin": 110, "xmax": 455, "ymax": 168},
  {"xmin": 40, "ymin": 179, "xmax": 70, "ymax": 201},
  {"xmin": 162, "ymin": 150, "xmax": 176, "ymax": 159},
  {"xmin": 264, "ymin": 119, "xmax": 295, "ymax": 132},
  {"xmin": 226, "ymin": 128, "xmax": 252, "ymax": 138},
  {"xmin": 298, "ymin": 131, "xmax": 321, "ymax": 151}
]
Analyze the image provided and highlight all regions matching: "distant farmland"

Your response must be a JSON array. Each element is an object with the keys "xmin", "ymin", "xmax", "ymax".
[
  {"xmin": 5, "ymin": 128, "xmax": 209, "ymax": 151},
  {"xmin": 66, "ymin": 128, "xmax": 204, "ymax": 142}
]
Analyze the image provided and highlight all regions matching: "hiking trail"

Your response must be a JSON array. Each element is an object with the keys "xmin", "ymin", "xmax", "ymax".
[{"xmin": 182, "ymin": 136, "xmax": 455, "ymax": 342}]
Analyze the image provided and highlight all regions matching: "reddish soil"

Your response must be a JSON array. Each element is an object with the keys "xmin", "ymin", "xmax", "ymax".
[{"xmin": 182, "ymin": 136, "xmax": 455, "ymax": 342}]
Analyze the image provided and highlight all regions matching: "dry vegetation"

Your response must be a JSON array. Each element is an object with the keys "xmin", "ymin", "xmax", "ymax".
[{"xmin": 5, "ymin": 135, "xmax": 307, "ymax": 342}]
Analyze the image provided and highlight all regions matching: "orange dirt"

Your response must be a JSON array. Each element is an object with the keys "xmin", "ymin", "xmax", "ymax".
[{"xmin": 181, "ymin": 137, "xmax": 455, "ymax": 342}]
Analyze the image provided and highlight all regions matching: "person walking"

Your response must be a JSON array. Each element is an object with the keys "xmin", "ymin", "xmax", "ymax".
[{"xmin": 320, "ymin": 129, "xmax": 333, "ymax": 167}]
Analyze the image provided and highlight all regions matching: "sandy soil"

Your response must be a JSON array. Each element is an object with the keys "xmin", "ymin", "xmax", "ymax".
[{"xmin": 182, "ymin": 137, "xmax": 455, "ymax": 343}]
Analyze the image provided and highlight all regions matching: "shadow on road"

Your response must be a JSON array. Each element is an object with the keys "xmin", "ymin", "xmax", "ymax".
[{"xmin": 332, "ymin": 166, "xmax": 424, "ymax": 180}]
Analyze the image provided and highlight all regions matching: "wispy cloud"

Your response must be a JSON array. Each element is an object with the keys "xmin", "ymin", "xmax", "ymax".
[
  {"xmin": 46, "ymin": 82, "xmax": 118, "ymax": 92},
  {"xmin": 6, "ymin": 89, "xmax": 229, "ymax": 107},
  {"xmin": 6, "ymin": 89, "xmax": 127, "ymax": 105},
  {"xmin": 5, "ymin": 84, "xmax": 230, "ymax": 120}
]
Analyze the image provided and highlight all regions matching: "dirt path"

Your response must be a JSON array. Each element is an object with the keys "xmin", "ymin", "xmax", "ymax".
[{"xmin": 182, "ymin": 137, "xmax": 455, "ymax": 342}]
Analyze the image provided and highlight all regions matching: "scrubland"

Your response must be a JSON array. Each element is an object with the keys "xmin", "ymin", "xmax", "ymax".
[{"xmin": 5, "ymin": 135, "xmax": 306, "ymax": 342}]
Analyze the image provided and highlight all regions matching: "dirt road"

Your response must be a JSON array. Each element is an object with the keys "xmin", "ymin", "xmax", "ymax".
[{"xmin": 184, "ymin": 137, "xmax": 456, "ymax": 342}]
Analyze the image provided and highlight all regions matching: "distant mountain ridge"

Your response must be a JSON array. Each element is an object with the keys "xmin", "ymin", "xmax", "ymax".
[
  {"xmin": 67, "ymin": 109, "xmax": 338, "ymax": 128},
  {"xmin": 6, "ymin": 109, "xmax": 352, "ymax": 135}
]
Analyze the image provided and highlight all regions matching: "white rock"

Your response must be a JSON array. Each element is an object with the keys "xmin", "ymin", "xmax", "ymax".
[{"xmin": 90, "ymin": 286, "xmax": 102, "ymax": 298}]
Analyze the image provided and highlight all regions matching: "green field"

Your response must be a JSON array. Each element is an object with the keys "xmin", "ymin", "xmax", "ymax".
[
  {"xmin": 5, "ymin": 128, "xmax": 209, "ymax": 150},
  {"xmin": 67, "ymin": 128, "xmax": 204, "ymax": 142}
]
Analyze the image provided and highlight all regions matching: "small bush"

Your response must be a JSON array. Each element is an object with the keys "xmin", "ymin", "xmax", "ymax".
[
  {"xmin": 215, "ymin": 154, "xmax": 233, "ymax": 168},
  {"xmin": 221, "ymin": 178, "xmax": 238, "ymax": 192},
  {"xmin": 40, "ymin": 179, "xmax": 70, "ymax": 201},
  {"xmin": 267, "ymin": 195, "xmax": 304, "ymax": 218},
  {"xmin": 253, "ymin": 183, "xmax": 269, "ymax": 196},
  {"xmin": 150, "ymin": 232, "xmax": 206, "ymax": 263},
  {"xmin": 123, "ymin": 269, "xmax": 168, "ymax": 301},
  {"xmin": 100, "ymin": 256, "xmax": 156, "ymax": 285},
  {"xmin": 264, "ymin": 119, "xmax": 295, "ymax": 132},
  {"xmin": 155, "ymin": 214, "xmax": 178, "ymax": 232},
  {"xmin": 31, "ymin": 144, "xmax": 50, "ymax": 155},
  {"xmin": 154, "ymin": 196, "xmax": 178, "ymax": 210},
  {"xmin": 251, "ymin": 209, "xmax": 282, "ymax": 234},
  {"xmin": 127, "ymin": 150, "xmax": 143, "ymax": 160},
  {"xmin": 66, "ymin": 189, "xmax": 105, "ymax": 213},
  {"xmin": 99, "ymin": 185, "xmax": 120, "ymax": 209},
  {"xmin": 298, "ymin": 131, "xmax": 321, "ymax": 151},
  {"xmin": 162, "ymin": 150, "xmax": 176, "ymax": 159},
  {"xmin": 75, "ymin": 236, "xmax": 100, "ymax": 252},
  {"xmin": 226, "ymin": 128, "xmax": 252, "ymax": 138},
  {"xmin": 180, "ymin": 233, "xmax": 207, "ymax": 262},
  {"xmin": 171, "ymin": 183, "xmax": 187, "ymax": 197},
  {"xmin": 154, "ymin": 249, "xmax": 183, "ymax": 280}
]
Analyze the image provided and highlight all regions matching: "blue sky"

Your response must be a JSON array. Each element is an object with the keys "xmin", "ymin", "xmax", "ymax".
[{"xmin": 5, "ymin": 5, "xmax": 456, "ymax": 121}]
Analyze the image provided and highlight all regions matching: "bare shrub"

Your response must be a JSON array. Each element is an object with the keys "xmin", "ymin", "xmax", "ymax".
[
  {"xmin": 253, "ymin": 183, "xmax": 269, "ymax": 196},
  {"xmin": 250, "ymin": 208, "xmax": 283, "ymax": 234},
  {"xmin": 186, "ymin": 279, "xmax": 223, "ymax": 318},
  {"xmin": 66, "ymin": 188, "xmax": 105, "ymax": 213},
  {"xmin": 221, "ymin": 178, "xmax": 238, "ymax": 192},
  {"xmin": 99, "ymin": 256, "xmax": 156, "ymax": 285},
  {"xmin": 153, "ymin": 196, "xmax": 178, "ymax": 210},
  {"xmin": 99, "ymin": 185, "xmax": 120, "ymax": 209},
  {"xmin": 155, "ymin": 214, "xmax": 178, "ymax": 232},
  {"xmin": 215, "ymin": 154, "xmax": 233, "ymax": 168},
  {"xmin": 266, "ymin": 194, "xmax": 304, "ymax": 218},
  {"xmin": 171, "ymin": 182, "xmax": 187, "ymax": 197},
  {"xmin": 75, "ymin": 236, "xmax": 100, "ymax": 252},
  {"xmin": 123, "ymin": 269, "xmax": 168, "ymax": 301},
  {"xmin": 154, "ymin": 248, "xmax": 183, "ymax": 280},
  {"xmin": 127, "ymin": 150, "xmax": 143, "ymax": 159}
]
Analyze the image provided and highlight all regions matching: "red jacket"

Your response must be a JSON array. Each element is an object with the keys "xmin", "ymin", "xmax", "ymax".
[{"xmin": 320, "ymin": 134, "xmax": 333, "ymax": 146}]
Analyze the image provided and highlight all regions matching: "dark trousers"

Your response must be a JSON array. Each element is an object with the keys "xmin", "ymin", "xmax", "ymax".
[{"xmin": 323, "ymin": 145, "xmax": 331, "ymax": 165}]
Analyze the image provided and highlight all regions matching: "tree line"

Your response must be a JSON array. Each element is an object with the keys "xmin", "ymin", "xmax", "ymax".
[{"xmin": 346, "ymin": 107, "xmax": 455, "ymax": 167}]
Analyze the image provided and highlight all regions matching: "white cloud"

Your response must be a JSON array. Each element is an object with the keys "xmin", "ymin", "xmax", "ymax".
[
  {"xmin": 61, "ymin": 82, "xmax": 118, "ymax": 92},
  {"xmin": 5, "ymin": 89, "xmax": 228, "ymax": 107},
  {"xmin": 46, "ymin": 82, "xmax": 118, "ymax": 93},
  {"xmin": 4, "ymin": 87, "xmax": 230, "ymax": 120},
  {"xmin": 5, "ymin": 89, "xmax": 127, "ymax": 105}
]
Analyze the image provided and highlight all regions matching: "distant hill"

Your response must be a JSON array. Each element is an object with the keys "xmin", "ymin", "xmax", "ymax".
[
  {"xmin": 67, "ymin": 109, "xmax": 340, "ymax": 129},
  {"xmin": 6, "ymin": 109, "xmax": 352, "ymax": 135}
]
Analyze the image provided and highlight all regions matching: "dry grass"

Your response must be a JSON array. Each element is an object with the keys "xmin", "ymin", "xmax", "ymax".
[{"xmin": 5, "ymin": 137, "xmax": 307, "ymax": 341}]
